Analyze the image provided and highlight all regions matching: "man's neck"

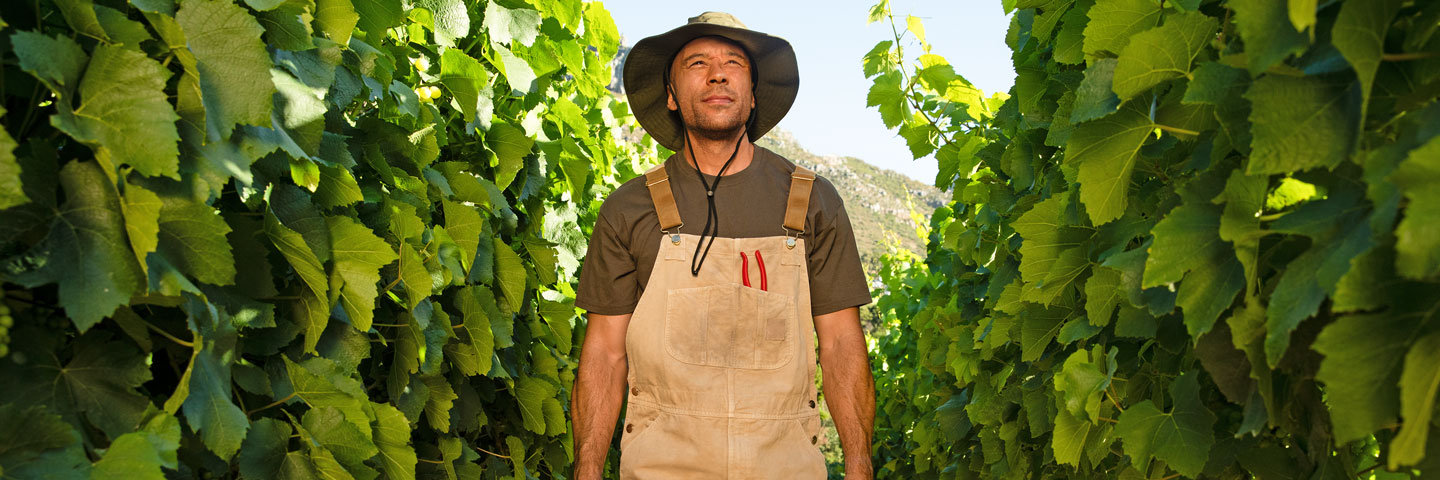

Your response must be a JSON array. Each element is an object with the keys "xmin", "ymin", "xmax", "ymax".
[{"xmin": 681, "ymin": 129, "xmax": 755, "ymax": 176}]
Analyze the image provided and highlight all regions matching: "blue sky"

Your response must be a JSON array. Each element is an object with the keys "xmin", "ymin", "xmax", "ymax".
[{"xmin": 600, "ymin": 0, "xmax": 1016, "ymax": 183}]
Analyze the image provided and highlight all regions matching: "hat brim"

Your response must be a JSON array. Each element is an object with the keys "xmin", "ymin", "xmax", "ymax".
[{"xmin": 623, "ymin": 23, "xmax": 799, "ymax": 152}]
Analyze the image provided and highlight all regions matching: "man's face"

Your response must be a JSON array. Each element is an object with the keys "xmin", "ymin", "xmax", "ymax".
[{"xmin": 666, "ymin": 36, "xmax": 756, "ymax": 140}]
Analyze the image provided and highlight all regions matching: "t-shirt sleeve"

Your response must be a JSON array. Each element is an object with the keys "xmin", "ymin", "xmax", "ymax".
[
  {"xmin": 805, "ymin": 179, "xmax": 873, "ymax": 316},
  {"xmin": 575, "ymin": 209, "xmax": 641, "ymax": 315}
]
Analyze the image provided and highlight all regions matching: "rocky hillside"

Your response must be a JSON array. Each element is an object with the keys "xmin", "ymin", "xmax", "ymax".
[{"xmin": 755, "ymin": 129, "xmax": 946, "ymax": 269}]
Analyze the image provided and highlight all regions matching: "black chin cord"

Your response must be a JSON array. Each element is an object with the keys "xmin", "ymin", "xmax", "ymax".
[{"xmin": 684, "ymin": 127, "xmax": 748, "ymax": 276}]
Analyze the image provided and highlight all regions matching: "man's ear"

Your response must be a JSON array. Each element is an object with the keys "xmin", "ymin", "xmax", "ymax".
[{"xmin": 666, "ymin": 85, "xmax": 678, "ymax": 111}]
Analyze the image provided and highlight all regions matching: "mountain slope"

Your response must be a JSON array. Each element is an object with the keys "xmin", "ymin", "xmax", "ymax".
[{"xmin": 755, "ymin": 129, "xmax": 945, "ymax": 268}]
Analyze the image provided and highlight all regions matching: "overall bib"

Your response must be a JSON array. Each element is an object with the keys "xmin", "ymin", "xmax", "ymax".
[{"xmin": 617, "ymin": 162, "xmax": 827, "ymax": 479}]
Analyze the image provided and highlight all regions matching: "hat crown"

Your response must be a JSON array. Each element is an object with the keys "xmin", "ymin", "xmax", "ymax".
[{"xmin": 687, "ymin": 11, "xmax": 747, "ymax": 29}]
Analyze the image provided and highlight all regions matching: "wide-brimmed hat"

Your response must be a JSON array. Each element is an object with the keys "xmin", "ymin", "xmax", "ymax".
[{"xmin": 623, "ymin": 12, "xmax": 799, "ymax": 152}]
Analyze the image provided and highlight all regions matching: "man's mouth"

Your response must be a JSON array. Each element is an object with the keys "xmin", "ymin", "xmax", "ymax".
[{"xmin": 702, "ymin": 95, "xmax": 733, "ymax": 104}]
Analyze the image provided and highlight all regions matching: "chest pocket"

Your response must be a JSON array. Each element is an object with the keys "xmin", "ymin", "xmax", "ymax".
[{"xmin": 664, "ymin": 284, "xmax": 795, "ymax": 370}]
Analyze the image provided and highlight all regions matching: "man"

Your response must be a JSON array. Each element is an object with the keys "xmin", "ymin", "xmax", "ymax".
[{"xmin": 571, "ymin": 12, "xmax": 875, "ymax": 479}]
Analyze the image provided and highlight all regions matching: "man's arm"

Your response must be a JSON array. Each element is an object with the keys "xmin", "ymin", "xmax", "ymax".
[
  {"xmin": 815, "ymin": 307, "xmax": 875, "ymax": 479},
  {"xmin": 571, "ymin": 313, "xmax": 632, "ymax": 479}
]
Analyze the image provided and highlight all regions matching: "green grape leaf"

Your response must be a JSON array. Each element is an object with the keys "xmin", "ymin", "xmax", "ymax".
[
  {"xmin": 1390, "ymin": 332, "xmax": 1440, "ymax": 468},
  {"xmin": 237, "ymin": 418, "xmax": 291, "ymax": 479},
  {"xmin": 485, "ymin": 1, "xmax": 541, "ymax": 47},
  {"xmin": 1332, "ymin": 0, "xmax": 1403, "ymax": 115},
  {"xmin": 9, "ymin": 31, "xmax": 89, "ymax": 97},
  {"xmin": 156, "ymin": 196, "xmax": 237, "ymax": 286},
  {"xmin": 1013, "ymin": 194, "xmax": 1082, "ymax": 293},
  {"xmin": 1182, "ymin": 62, "xmax": 1246, "ymax": 105},
  {"xmin": 1112, "ymin": 12, "xmax": 1217, "ymax": 101},
  {"xmin": 45, "ymin": 162, "xmax": 146, "ymax": 331},
  {"xmin": 1052, "ymin": 409, "xmax": 1098, "ymax": 467},
  {"xmin": 1245, "ymin": 74, "xmax": 1357, "ymax": 175},
  {"xmin": 867, "ymin": 70, "xmax": 907, "ymax": 129},
  {"xmin": 1230, "ymin": 0, "xmax": 1308, "ymax": 74},
  {"xmin": 2, "ymin": 332, "xmax": 153, "ymax": 438},
  {"xmin": 1143, "ymin": 202, "xmax": 1220, "ymax": 288},
  {"xmin": 1082, "ymin": 0, "xmax": 1161, "ymax": 56},
  {"xmin": 257, "ymin": 0, "xmax": 316, "ymax": 51},
  {"xmin": 1071, "ymin": 101, "xmax": 1154, "ymax": 225},
  {"xmin": 314, "ymin": 163, "xmax": 363, "ymax": 208},
  {"xmin": 1389, "ymin": 136, "xmax": 1440, "ymax": 280},
  {"xmin": 51, "ymin": 44, "xmax": 180, "ymax": 179},
  {"xmin": 1054, "ymin": 349, "xmax": 1111, "ymax": 422},
  {"xmin": 515, "ymin": 377, "xmax": 559, "ymax": 435},
  {"xmin": 90, "ymin": 431, "xmax": 165, "ymax": 480},
  {"xmin": 1053, "ymin": 5, "xmax": 1088, "ymax": 64},
  {"xmin": 121, "ymin": 184, "xmax": 163, "ymax": 275},
  {"xmin": 1313, "ymin": 312, "xmax": 1410, "ymax": 443},
  {"xmin": 285, "ymin": 357, "xmax": 372, "ymax": 437},
  {"xmin": 1084, "ymin": 266, "xmax": 1124, "ymax": 326},
  {"xmin": 439, "ymin": 49, "xmax": 490, "ymax": 123},
  {"xmin": 176, "ymin": 0, "xmax": 276, "ymax": 141},
  {"xmin": 582, "ymin": 2, "xmax": 620, "ymax": 59},
  {"xmin": 372, "ymin": 402, "xmax": 417, "ymax": 480},
  {"xmin": 313, "ymin": 0, "xmax": 358, "ymax": 45},
  {"xmin": 493, "ymin": 239, "xmax": 528, "ymax": 312},
  {"xmin": 396, "ymin": 243, "xmax": 430, "ymax": 310},
  {"xmin": 420, "ymin": 374, "xmax": 457, "ymax": 432},
  {"xmin": 1287, "ymin": 0, "xmax": 1316, "ymax": 33},
  {"xmin": 96, "ymin": 5, "xmax": 153, "ymax": 49},
  {"xmin": 302, "ymin": 406, "xmax": 378, "ymax": 470},
  {"xmin": 488, "ymin": 121, "xmax": 535, "ymax": 189},
  {"xmin": 1115, "ymin": 372, "xmax": 1216, "ymax": 477},
  {"xmin": 456, "ymin": 285, "xmax": 497, "ymax": 376},
  {"xmin": 1020, "ymin": 306, "xmax": 1067, "ymax": 362},
  {"xmin": 329, "ymin": 215, "xmax": 399, "ymax": 331},
  {"xmin": 353, "ymin": 0, "xmax": 401, "ymax": 37},
  {"xmin": 416, "ymin": 0, "xmax": 469, "ymax": 47},
  {"xmin": 54, "ymin": 0, "xmax": 110, "ymax": 41},
  {"xmin": 0, "ymin": 404, "xmax": 87, "ymax": 478},
  {"xmin": 263, "ymin": 210, "xmax": 330, "ymax": 352},
  {"xmin": 442, "ymin": 200, "xmax": 483, "ymax": 272},
  {"xmin": 1072, "ymin": 58, "xmax": 1121, "ymax": 123}
]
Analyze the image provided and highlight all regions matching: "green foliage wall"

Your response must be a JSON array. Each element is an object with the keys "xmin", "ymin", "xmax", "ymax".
[
  {"xmin": 863, "ymin": 0, "xmax": 1440, "ymax": 477},
  {"xmin": 0, "ymin": 0, "xmax": 652, "ymax": 477}
]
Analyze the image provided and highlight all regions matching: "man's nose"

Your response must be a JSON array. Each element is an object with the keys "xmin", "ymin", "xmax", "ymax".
[{"xmin": 707, "ymin": 67, "xmax": 728, "ymax": 84}]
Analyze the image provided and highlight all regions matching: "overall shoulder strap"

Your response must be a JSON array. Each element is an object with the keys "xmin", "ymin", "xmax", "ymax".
[
  {"xmin": 644, "ymin": 163, "xmax": 683, "ymax": 232},
  {"xmin": 783, "ymin": 166, "xmax": 816, "ymax": 234}
]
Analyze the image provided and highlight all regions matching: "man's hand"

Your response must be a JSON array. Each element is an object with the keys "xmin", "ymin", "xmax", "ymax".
[
  {"xmin": 571, "ymin": 313, "xmax": 632, "ymax": 479},
  {"xmin": 815, "ymin": 307, "xmax": 875, "ymax": 479}
]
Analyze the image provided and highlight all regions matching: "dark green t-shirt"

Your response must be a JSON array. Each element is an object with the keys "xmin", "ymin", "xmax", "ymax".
[{"xmin": 575, "ymin": 146, "xmax": 872, "ymax": 316}]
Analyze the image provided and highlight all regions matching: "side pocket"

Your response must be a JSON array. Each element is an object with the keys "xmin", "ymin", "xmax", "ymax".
[{"xmin": 619, "ymin": 403, "xmax": 662, "ymax": 452}]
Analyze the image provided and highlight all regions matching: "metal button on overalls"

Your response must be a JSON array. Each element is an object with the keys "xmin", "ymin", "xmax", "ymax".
[{"xmin": 617, "ymin": 164, "xmax": 826, "ymax": 479}]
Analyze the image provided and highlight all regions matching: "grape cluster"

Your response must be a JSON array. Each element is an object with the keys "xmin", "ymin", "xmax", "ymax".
[{"xmin": 0, "ymin": 301, "xmax": 10, "ymax": 359}]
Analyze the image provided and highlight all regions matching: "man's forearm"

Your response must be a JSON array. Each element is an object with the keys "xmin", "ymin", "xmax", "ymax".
[
  {"xmin": 817, "ymin": 310, "xmax": 876, "ymax": 477},
  {"xmin": 571, "ymin": 341, "xmax": 628, "ymax": 477}
]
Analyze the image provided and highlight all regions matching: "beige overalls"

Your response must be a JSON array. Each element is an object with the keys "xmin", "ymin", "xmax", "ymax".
[{"xmin": 617, "ymin": 162, "xmax": 827, "ymax": 479}]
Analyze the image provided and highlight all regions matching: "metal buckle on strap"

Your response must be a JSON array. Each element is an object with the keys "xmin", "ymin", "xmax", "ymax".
[
  {"xmin": 782, "ymin": 228, "xmax": 801, "ymax": 250},
  {"xmin": 663, "ymin": 225, "xmax": 684, "ymax": 245}
]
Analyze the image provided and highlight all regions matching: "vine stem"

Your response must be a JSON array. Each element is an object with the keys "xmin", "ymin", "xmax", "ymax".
[
  {"xmin": 1106, "ymin": 384, "xmax": 1125, "ymax": 413},
  {"xmin": 143, "ymin": 320, "xmax": 195, "ymax": 348},
  {"xmin": 884, "ymin": 8, "xmax": 961, "ymax": 151},
  {"xmin": 1159, "ymin": 474, "xmax": 1182, "ymax": 480},
  {"xmin": 246, "ymin": 392, "xmax": 297, "ymax": 416},
  {"xmin": 417, "ymin": 458, "xmax": 445, "ymax": 465},
  {"xmin": 1155, "ymin": 124, "xmax": 1201, "ymax": 137},
  {"xmin": 475, "ymin": 444, "xmax": 511, "ymax": 459},
  {"xmin": 1097, "ymin": 417, "xmax": 1119, "ymax": 424},
  {"xmin": 1382, "ymin": 52, "xmax": 1440, "ymax": 61}
]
